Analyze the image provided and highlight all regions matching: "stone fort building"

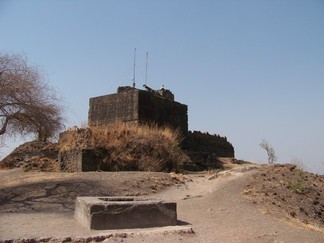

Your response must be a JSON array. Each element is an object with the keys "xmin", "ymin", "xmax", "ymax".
[
  {"xmin": 88, "ymin": 85, "xmax": 188, "ymax": 135},
  {"xmin": 59, "ymin": 85, "xmax": 235, "ymax": 172}
]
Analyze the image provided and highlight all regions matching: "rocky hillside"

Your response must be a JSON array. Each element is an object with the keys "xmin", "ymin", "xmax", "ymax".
[
  {"xmin": 244, "ymin": 164, "xmax": 324, "ymax": 227},
  {"xmin": 0, "ymin": 141, "xmax": 59, "ymax": 171},
  {"xmin": 0, "ymin": 125, "xmax": 235, "ymax": 173}
]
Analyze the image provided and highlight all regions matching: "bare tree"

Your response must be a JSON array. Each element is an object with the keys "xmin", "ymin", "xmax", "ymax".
[
  {"xmin": 0, "ymin": 53, "xmax": 64, "ymax": 142},
  {"xmin": 259, "ymin": 139, "xmax": 277, "ymax": 164}
]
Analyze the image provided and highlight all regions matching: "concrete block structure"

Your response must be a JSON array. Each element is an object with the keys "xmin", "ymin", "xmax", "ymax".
[
  {"xmin": 75, "ymin": 196, "xmax": 177, "ymax": 230},
  {"xmin": 88, "ymin": 86, "xmax": 188, "ymax": 135}
]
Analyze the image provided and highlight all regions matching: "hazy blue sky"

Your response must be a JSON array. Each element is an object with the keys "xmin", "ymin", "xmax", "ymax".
[{"xmin": 1, "ymin": 0, "xmax": 324, "ymax": 173}]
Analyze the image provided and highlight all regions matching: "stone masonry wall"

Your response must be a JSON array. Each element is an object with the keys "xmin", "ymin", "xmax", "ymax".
[
  {"xmin": 88, "ymin": 89, "xmax": 139, "ymax": 128},
  {"xmin": 58, "ymin": 149, "xmax": 82, "ymax": 172},
  {"xmin": 59, "ymin": 149, "xmax": 101, "ymax": 172},
  {"xmin": 184, "ymin": 131, "xmax": 235, "ymax": 157},
  {"xmin": 138, "ymin": 90, "xmax": 188, "ymax": 135},
  {"xmin": 88, "ymin": 88, "xmax": 188, "ymax": 135}
]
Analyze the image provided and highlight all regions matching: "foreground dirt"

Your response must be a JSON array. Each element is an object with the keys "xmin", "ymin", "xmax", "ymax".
[
  {"xmin": 0, "ymin": 170, "xmax": 181, "ymax": 213},
  {"xmin": 0, "ymin": 164, "xmax": 324, "ymax": 242}
]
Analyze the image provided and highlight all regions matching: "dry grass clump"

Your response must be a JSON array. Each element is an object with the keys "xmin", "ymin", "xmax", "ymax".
[{"xmin": 59, "ymin": 123, "xmax": 189, "ymax": 172}]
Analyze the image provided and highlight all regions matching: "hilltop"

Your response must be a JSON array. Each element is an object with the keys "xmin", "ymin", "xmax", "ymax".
[{"xmin": 0, "ymin": 162, "xmax": 323, "ymax": 242}]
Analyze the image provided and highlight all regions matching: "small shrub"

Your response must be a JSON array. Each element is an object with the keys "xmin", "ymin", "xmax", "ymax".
[
  {"xmin": 288, "ymin": 180, "xmax": 307, "ymax": 194},
  {"xmin": 288, "ymin": 168, "xmax": 308, "ymax": 194}
]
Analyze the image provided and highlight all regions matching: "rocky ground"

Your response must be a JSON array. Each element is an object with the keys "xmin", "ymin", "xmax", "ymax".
[
  {"xmin": 0, "ymin": 170, "xmax": 185, "ymax": 214},
  {"xmin": 243, "ymin": 163, "xmax": 324, "ymax": 227},
  {"xmin": 0, "ymin": 141, "xmax": 59, "ymax": 172},
  {"xmin": 1, "ymin": 141, "xmax": 323, "ymax": 242},
  {"xmin": 0, "ymin": 163, "xmax": 323, "ymax": 242}
]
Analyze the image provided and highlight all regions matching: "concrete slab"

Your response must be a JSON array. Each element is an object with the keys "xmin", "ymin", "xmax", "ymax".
[{"xmin": 75, "ymin": 196, "xmax": 177, "ymax": 230}]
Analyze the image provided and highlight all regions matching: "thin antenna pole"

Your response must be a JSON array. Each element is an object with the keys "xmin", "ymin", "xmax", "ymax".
[
  {"xmin": 145, "ymin": 52, "xmax": 148, "ymax": 85},
  {"xmin": 132, "ymin": 48, "xmax": 136, "ymax": 88}
]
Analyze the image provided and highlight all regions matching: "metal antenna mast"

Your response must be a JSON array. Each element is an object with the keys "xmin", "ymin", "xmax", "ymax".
[
  {"xmin": 132, "ymin": 48, "xmax": 136, "ymax": 88},
  {"xmin": 145, "ymin": 52, "xmax": 148, "ymax": 85}
]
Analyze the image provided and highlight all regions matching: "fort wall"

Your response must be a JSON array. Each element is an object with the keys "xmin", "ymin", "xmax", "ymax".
[{"xmin": 88, "ymin": 88, "xmax": 188, "ymax": 135}]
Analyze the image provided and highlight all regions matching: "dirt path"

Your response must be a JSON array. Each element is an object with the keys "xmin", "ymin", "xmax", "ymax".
[
  {"xmin": 1, "ymin": 166, "xmax": 324, "ymax": 242},
  {"xmin": 129, "ymin": 166, "xmax": 324, "ymax": 243}
]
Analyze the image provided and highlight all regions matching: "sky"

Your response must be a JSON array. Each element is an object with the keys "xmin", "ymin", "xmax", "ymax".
[{"xmin": 0, "ymin": 0, "xmax": 324, "ymax": 174}]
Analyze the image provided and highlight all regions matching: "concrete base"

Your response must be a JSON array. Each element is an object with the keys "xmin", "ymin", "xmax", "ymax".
[{"xmin": 75, "ymin": 197, "xmax": 177, "ymax": 230}]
